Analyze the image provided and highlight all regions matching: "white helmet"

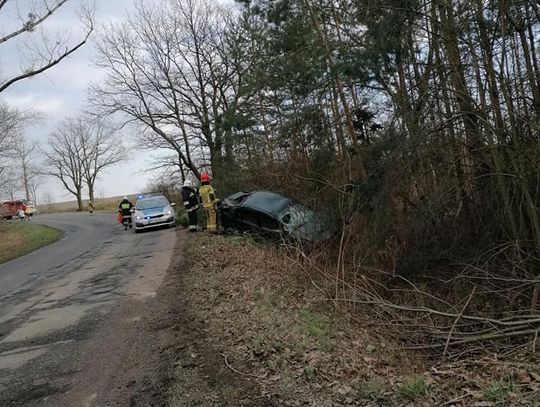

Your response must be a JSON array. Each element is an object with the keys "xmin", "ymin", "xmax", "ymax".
[
  {"xmin": 123, "ymin": 196, "xmax": 128, "ymax": 200},
  {"xmin": 183, "ymin": 180, "xmax": 192, "ymax": 187}
]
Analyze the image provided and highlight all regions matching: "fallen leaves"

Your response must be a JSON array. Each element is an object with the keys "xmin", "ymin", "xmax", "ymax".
[{"xmin": 179, "ymin": 234, "xmax": 540, "ymax": 406}]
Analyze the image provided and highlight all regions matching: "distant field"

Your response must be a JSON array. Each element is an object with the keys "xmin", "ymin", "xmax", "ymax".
[{"xmin": 38, "ymin": 195, "xmax": 140, "ymax": 214}]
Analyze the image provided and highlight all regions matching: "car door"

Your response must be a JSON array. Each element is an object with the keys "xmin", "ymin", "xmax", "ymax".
[
  {"xmin": 236, "ymin": 208, "xmax": 282, "ymax": 238},
  {"xmin": 258, "ymin": 212, "xmax": 282, "ymax": 239},
  {"xmin": 236, "ymin": 208, "xmax": 260, "ymax": 232}
]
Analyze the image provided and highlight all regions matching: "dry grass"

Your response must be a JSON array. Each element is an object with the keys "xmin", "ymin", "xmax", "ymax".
[
  {"xmin": 179, "ymin": 234, "xmax": 423, "ymax": 405},
  {"xmin": 175, "ymin": 233, "xmax": 540, "ymax": 406},
  {"xmin": 38, "ymin": 195, "xmax": 139, "ymax": 214},
  {"xmin": 0, "ymin": 222, "xmax": 63, "ymax": 264}
]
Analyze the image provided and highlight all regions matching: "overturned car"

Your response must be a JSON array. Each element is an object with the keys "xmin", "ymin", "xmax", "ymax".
[{"xmin": 220, "ymin": 191, "xmax": 331, "ymax": 243}]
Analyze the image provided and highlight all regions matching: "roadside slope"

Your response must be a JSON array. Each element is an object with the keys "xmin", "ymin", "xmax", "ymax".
[
  {"xmin": 168, "ymin": 234, "xmax": 418, "ymax": 406},
  {"xmin": 167, "ymin": 234, "xmax": 540, "ymax": 406}
]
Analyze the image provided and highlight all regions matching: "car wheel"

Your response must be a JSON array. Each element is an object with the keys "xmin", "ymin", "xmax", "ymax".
[{"xmin": 134, "ymin": 229, "xmax": 140, "ymax": 234}]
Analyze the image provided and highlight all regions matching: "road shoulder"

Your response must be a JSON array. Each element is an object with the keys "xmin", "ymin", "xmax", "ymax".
[
  {"xmin": 166, "ymin": 234, "xmax": 410, "ymax": 406},
  {"xmin": 165, "ymin": 234, "xmax": 540, "ymax": 406},
  {"xmin": 62, "ymin": 228, "xmax": 184, "ymax": 407}
]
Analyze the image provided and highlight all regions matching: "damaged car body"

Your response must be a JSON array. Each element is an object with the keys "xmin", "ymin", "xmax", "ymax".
[{"xmin": 220, "ymin": 191, "xmax": 331, "ymax": 243}]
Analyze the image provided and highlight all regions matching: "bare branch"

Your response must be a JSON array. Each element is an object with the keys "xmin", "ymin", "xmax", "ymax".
[
  {"xmin": 0, "ymin": 0, "xmax": 95, "ymax": 93},
  {"xmin": 0, "ymin": 0, "xmax": 69, "ymax": 45}
]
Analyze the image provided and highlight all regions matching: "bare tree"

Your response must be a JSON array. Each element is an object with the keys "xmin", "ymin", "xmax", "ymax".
[
  {"xmin": 0, "ymin": 102, "xmax": 20, "ymax": 177},
  {"xmin": 78, "ymin": 118, "xmax": 124, "ymax": 202},
  {"xmin": 0, "ymin": 0, "xmax": 94, "ymax": 93},
  {"xmin": 97, "ymin": 185, "xmax": 106, "ymax": 199},
  {"xmin": 42, "ymin": 191, "xmax": 54, "ymax": 205},
  {"xmin": 42, "ymin": 118, "xmax": 85, "ymax": 210},
  {"xmin": 0, "ymin": 102, "xmax": 37, "ymax": 199},
  {"xmin": 28, "ymin": 170, "xmax": 43, "ymax": 204},
  {"xmin": 0, "ymin": 166, "xmax": 22, "ymax": 200},
  {"xmin": 14, "ymin": 138, "xmax": 39, "ymax": 201},
  {"xmin": 90, "ymin": 0, "xmax": 246, "ymax": 181},
  {"xmin": 42, "ymin": 116, "xmax": 123, "ymax": 210}
]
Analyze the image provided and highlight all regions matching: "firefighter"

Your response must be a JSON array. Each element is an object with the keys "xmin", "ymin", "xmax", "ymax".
[
  {"xmin": 182, "ymin": 180, "xmax": 199, "ymax": 232},
  {"xmin": 198, "ymin": 172, "xmax": 219, "ymax": 232},
  {"xmin": 118, "ymin": 196, "xmax": 133, "ymax": 228},
  {"xmin": 20, "ymin": 202, "xmax": 28, "ymax": 221},
  {"xmin": 17, "ymin": 208, "xmax": 26, "ymax": 222}
]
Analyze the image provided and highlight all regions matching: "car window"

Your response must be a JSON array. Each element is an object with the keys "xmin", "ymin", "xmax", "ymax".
[
  {"xmin": 136, "ymin": 197, "xmax": 169, "ymax": 210},
  {"xmin": 279, "ymin": 204, "xmax": 315, "ymax": 233},
  {"xmin": 239, "ymin": 208, "xmax": 259, "ymax": 225},
  {"xmin": 260, "ymin": 214, "xmax": 280, "ymax": 231},
  {"xmin": 229, "ymin": 193, "xmax": 250, "ymax": 205}
]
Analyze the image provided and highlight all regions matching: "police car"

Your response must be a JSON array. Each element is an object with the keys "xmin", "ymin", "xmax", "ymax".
[{"xmin": 132, "ymin": 194, "xmax": 176, "ymax": 233}]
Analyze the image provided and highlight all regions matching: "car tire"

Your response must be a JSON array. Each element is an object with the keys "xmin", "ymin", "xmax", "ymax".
[{"xmin": 134, "ymin": 229, "xmax": 140, "ymax": 234}]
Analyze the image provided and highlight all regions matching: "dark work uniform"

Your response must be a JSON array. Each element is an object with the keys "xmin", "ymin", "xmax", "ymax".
[
  {"xmin": 118, "ymin": 199, "xmax": 133, "ymax": 227},
  {"xmin": 182, "ymin": 186, "xmax": 199, "ymax": 231}
]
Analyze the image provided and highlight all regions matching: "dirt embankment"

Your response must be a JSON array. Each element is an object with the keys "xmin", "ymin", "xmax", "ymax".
[
  {"xmin": 168, "ymin": 234, "xmax": 422, "ymax": 406},
  {"xmin": 74, "ymin": 229, "xmax": 540, "ymax": 405},
  {"xmin": 163, "ymin": 233, "xmax": 540, "ymax": 407}
]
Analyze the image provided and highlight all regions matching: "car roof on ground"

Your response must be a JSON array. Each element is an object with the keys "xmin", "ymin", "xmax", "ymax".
[{"xmin": 242, "ymin": 191, "xmax": 294, "ymax": 215}]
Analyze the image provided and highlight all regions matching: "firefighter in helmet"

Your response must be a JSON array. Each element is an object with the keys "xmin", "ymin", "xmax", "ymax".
[
  {"xmin": 118, "ymin": 196, "xmax": 134, "ymax": 228},
  {"xmin": 198, "ymin": 172, "xmax": 219, "ymax": 232},
  {"xmin": 182, "ymin": 179, "xmax": 199, "ymax": 232}
]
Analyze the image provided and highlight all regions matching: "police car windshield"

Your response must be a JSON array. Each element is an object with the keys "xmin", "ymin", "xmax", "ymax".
[{"xmin": 136, "ymin": 197, "xmax": 168, "ymax": 210}]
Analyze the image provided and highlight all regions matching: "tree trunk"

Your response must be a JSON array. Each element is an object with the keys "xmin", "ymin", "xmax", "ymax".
[
  {"xmin": 76, "ymin": 188, "xmax": 83, "ymax": 212},
  {"xmin": 258, "ymin": 92, "xmax": 274, "ymax": 161},
  {"xmin": 209, "ymin": 143, "xmax": 223, "ymax": 181},
  {"xmin": 22, "ymin": 158, "xmax": 30, "ymax": 201},
  {"xmin": 88, "ymin": 183, "xmax": 95, "ymax": 203},
  {"xmin": 437, "ymin": 0, "xmax": 481, "ymax": 151},
  {"xmin": 301, "ymin": 0, "xmax": 366, "ymax": 180}
]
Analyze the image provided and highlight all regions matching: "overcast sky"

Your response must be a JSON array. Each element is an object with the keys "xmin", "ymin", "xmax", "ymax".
[{"xmin": 1, "ymin": 0, "xmax": 161, "ymax": 203}]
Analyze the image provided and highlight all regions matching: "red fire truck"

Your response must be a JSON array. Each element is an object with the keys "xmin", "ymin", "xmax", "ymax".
[{"xmin": 0, "ymin": 200, "xmax": 33, "ymax": 219}]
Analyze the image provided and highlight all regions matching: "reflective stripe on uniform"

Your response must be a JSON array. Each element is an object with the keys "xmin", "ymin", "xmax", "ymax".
[
  {"xmin": 199, "ymin": 185, "xmax": 217, "ymax": 209},
  {"xmin": 204, "ymin": 207, "xmax": 217, "ymax": 231}
]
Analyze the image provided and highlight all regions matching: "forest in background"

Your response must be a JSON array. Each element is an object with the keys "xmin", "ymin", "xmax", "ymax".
[{"xmin": 90, "ymin": 0, "xmax": 540, "ymax": 354}]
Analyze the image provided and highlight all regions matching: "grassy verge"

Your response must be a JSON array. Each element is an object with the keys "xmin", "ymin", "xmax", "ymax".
[
  {"xmin": 170, "ymin": 233, "xmax": 540, "ymax": 406},
  {"xmin": 171, "ymin": 234, "xmax": 423, "ymax": 405},
  {"xmin": 0, "ymin": 222, "xmax": 63, "ymax": 264}
]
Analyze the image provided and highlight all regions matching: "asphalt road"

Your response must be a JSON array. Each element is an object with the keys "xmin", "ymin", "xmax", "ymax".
[
  {"xmin": 0, "ymin": 213, "xmax": 117, "ymax": 297},
  {"xmin": 0, "ymin": 212, "xmax": 178, "ymax": 406}
]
